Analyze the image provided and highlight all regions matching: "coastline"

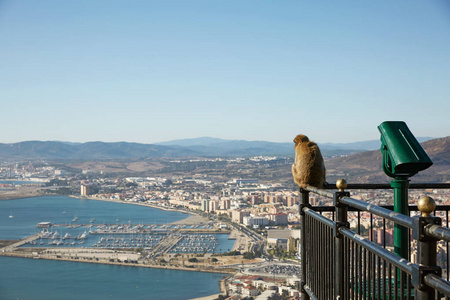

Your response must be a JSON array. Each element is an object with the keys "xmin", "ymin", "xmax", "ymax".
[
  {"xmin": 0, "ymin": 194, "xmax": 236, "ymax": 299},
  {"xmin": 69, "ymin": 195, "xmax": 198, "ymax": 216}
]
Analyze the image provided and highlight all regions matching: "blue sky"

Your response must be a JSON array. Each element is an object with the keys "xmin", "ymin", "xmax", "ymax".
[{"xmin": 0, "ymin": 0, "xmax": 449, "ymax": 144}]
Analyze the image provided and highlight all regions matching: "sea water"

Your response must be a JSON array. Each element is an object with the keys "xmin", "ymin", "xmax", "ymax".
[
  {"xmin": 0, "ymin": 196, "xmax": 231, "ymax": 299},
  {"xmin": 0, "ymin": 256, "xmax": 225, "ymax": 300}
]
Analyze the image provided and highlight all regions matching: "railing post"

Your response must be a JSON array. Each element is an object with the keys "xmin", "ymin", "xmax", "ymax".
[
  {"xmin": 412, "ymin": 196, "xmax": 442, "ymax": 300},
  {"xmin": 300, "ymin": 188, "xmax": 310, "ymax": 300},
  {"xmin": 334, "ymin": 179, "xmax": 350, "ymax": 300}
]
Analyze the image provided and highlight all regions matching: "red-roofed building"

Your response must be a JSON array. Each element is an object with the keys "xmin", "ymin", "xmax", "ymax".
[{"xmin": 242, "ymin": 285, "xmax": 259, "ymax": 297}]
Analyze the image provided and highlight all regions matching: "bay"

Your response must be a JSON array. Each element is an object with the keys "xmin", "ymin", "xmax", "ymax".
[
  {"xmin": 0, "ymin": 196, "xmax": 189, "ymax": 240},
  {"xmin": 0, "ymin": 256, "xmax": 225, "ymax": 300},
  {"xmin": 0, "ymin": 196, "xmax": 229, "ymax": 299}
]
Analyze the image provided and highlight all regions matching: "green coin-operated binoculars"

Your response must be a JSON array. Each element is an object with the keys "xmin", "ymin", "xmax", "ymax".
[{"xmin": 378, "ymin": 121, "xmax": 433, "ymax": 259}]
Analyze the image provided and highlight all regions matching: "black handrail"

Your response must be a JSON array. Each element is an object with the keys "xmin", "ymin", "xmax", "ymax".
[
  {"xmin": 323, "ymin": 183, "xmax": 450, "ymax": 190},
  {"xmin": 340, "ymin": 196, "xmax": 413, "ymax": 228},
  {"xmin": 425, "ymin": 223, "xmax": 450, "ymax": 242}
]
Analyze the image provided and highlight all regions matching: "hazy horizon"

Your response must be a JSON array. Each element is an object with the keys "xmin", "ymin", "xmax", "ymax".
[{"xmin": 0, "ymin": 135, "xmax": 440, "ymax": 146}]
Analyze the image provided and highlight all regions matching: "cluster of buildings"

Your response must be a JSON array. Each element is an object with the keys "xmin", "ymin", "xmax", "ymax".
[
  {"xmin": 226, "ymin": 275, "xmax": 300, "ymax": 300},
  {"xmin": 86, "ymin": 176, "xmax": 302, "ymax": 228}
]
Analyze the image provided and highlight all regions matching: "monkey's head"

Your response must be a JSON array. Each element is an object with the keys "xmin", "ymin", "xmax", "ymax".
[{"xmin": 293, "ymin": 134, "xmax": 309, "ymax": 145}]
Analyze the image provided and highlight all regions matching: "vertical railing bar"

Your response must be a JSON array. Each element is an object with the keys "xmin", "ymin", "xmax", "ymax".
[
  {"xmin": 358, "ymin": 211, "xmax": 361, "ymax": 234},
  {"xmin": 313, "ymin": 216, "xmax": 317, "ymax": 295},
  {"xmin": 394, "ymin": 266, "xmax": 398, "ymax": 299},
  {"xmin": 304, "ymin": 215, "xmax": 307, "ymax": 287},
  {"xmin": 372, "ymin": 252, "xmax": 376, "ymax": 299},
  {"xmin": 408, "ymin": 228, "xmax": 411, "ymax": 261},
  {"xmin": 323, "ymin": 223, "xmax": 326, "ymax": 299},
  {"xmin": 363, "ymin": 247, "xmax": 366, "ymax": 300},
  {"xmin": 331, "ymin": 225, "xmax": 334, "ymax": 299},
  {"xmin": 400, "ymin": 269, "xmax": 405, "ymax": 300},
  {"xmin": 331, "ymin": 226, "xmax": 334, "ymax": 300},
  {"xmin": 305, "ymin": 215, "xmax": 309, "ymax": 288},
  {"xmin": 319, "ymin": 222, "xmax": 322, "ymax": 298},
  {"xmin": 382, "ymin": 259, "xmax": 386, "ymax": 300},
  {"xmin": 323, "ymin": 224, "xmax": 326, "ymax": 300},
  {"xmin": 310, "ymin": 215, "xmax": 312, "ymax": 289},
  {"xmin": 356, "ymin": 242, "xmax": 359, "ymax": 300},
  {"xmin": 447, "ymin": 209, "xmax": 449, "ymax": 282},
  {"xmin": 328, "ymin": 225, "xmax": 331, "ymax": 299},
  {"xmin": 330, "ymin": 225, "xmax": 333, "ymax": 299},
  {"xmin": 369, "ymin": 251, "xmax": 373, "ymax": 299},
  {"xmin": 316, "ymin": 221, "xmax": 320, "ymax": 299},
  {"xmin": 372, "ymin": 252, "xmax": 375, "ymax": 300},
  {"xmin": 300, "ymin": 189, "xmax": 309, "ymax": 300},
  {"xmin": 377, "ymin": 255, "xmax": 381, "ymax": 300},
  {"xmin": 354, "ymin": 240, "xmax": 357, "ymax": 300},
  {"xmin": 312, "ymin": 216, "xmax": 315, "ymax": 292},
  {"xmin": 383, "ymin": 218, "xmax": 386, "ymax": 248},
  {"xmin": 350, "ymin": 239, "xmax": 354, "ymax": 299},
  {"xmin": 406, "ymin": 274, "xmax": 411, "ymax": 300},
  {"xmin": 359, "ymin": 244, "xmax": 363, "ymax": 300},
  {"xmin": 320, "ymin": 222, "xmax": 324, "ymax": 300},
  {"xmin": 370, "ymin": 213, "xmax": 374, "ymax": 242},
  {"xmin": 386, "ymin": 262, "xmax": 392, "ymax": 299},
  {"xmin": 368, "ymin": 249, "xmax": 372, "ymax": 299},
  {"xmin": 346, "ymin": 236, "xmax": 350, "ymax": 299},
  {"xmin": 343, "ymin": 235, "xmax": 347, "ymax": 299},
  {"xmin": 312, "ymin": 216, "xmax": 314, "ymax": 292},
  {"xmin": 306, "ymin": 215, "xmax": 310, "ymax": 290},
  {"xmin": 323, "ymin": 222, "xmax": 326, "ymax": 300}
]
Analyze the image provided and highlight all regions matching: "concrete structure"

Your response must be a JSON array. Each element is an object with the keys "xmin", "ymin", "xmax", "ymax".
[
  {"xmin": 80, "ymin": 184, "xmax": 90, "ymax": 196},
  {"xmin": 231, "ymin": 210, "xmax": 250, "ymax": 224},
  {"xmin": 220, "ymin": 199, "xmax": 231, "ymax": 210},
  {"xmin": 269, "ymin": 213, "xmax": 288, "ymax": 225},
  {"xmin": 267, "ymin": 229, "xmax": 300, "ymax": 250},
  {"xmin": 201, "ymin": 199, "xmax": 210, "ymax": 212},
  {"xmin": 209, "ymin": 200, "xmax": 218, "ymax": 212},
  {"xmin": 242, "ymin": 285, "xmax": 259, "ymax": 297},
  {"xmin": 243, "ymin": 216, "xmax": 269, "ymax": 228}
]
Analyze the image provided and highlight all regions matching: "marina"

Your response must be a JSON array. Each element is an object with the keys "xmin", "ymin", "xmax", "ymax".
[
  {"xmin": 19, "ymin": 221, "xmax": 232, "ymax": 255},
  {"xmin": 0, "ymin": 196, "xmax": 236, "ymax": 300}
]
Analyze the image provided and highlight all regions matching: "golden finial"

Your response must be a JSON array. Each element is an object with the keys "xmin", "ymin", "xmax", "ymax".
[
  {"xmin": 418, "ymin": 196, "xmax": 436, "ymax": 217},
  {"xmin": 336, "ymin": 179, "xmax": 347, "ymax": 192}
]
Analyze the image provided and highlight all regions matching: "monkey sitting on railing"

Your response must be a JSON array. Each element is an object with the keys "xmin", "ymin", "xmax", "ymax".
[{"xmin": 291, "ymin": 134, "xmax": 326, "ymax": 189}]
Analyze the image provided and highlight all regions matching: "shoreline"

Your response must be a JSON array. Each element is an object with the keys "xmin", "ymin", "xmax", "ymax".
[
  {"xmin": 69, "ymin": 195, "xmax": 200, "ymax": 219},
  {"xmin": 0, "ymin": 251, "xmax": 235, "ymax": 275},
  {"xmin": 0, "ymin": 194, "xmax": 237, "ymax": 299}
]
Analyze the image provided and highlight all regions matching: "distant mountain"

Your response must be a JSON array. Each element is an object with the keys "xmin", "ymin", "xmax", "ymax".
[
  {"xmin": 0, "ymin": 136, "xmax": 441, "ymax": 161},
  {"xmin": 156, "ymin": 137, "xmax": 230, "ymax": 147},
  {"xmin": 156, "ymin": 136, "xmax": 437, "ymax": 157},
  {"xmin": 0, "ymin": 141, "xmax": 201, "ymax": 160}
]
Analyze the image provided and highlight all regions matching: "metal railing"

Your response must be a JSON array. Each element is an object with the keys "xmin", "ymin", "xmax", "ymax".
[{"xmin": 300, "ymin": 182, "xmax": 450, "ymax": 300}]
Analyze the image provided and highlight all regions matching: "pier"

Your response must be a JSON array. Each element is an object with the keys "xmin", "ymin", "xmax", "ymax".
[
  {"xmin": 1, "ymin": 233, "xmax": 41, "ymax": 252},
  {"xmin": 149, "ymin": 234, "xmax": 183, "ymax": 258}
]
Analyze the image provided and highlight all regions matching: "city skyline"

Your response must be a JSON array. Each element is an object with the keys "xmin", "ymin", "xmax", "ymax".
[{"xmin": 1, "ymin": 1, "xmax": 449, "ymax": 144}]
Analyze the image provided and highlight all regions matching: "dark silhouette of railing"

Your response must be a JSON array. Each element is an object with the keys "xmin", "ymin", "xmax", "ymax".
[{"xmin": 299, "ymin": 181, "xmax": 450, "ymax": 300}]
